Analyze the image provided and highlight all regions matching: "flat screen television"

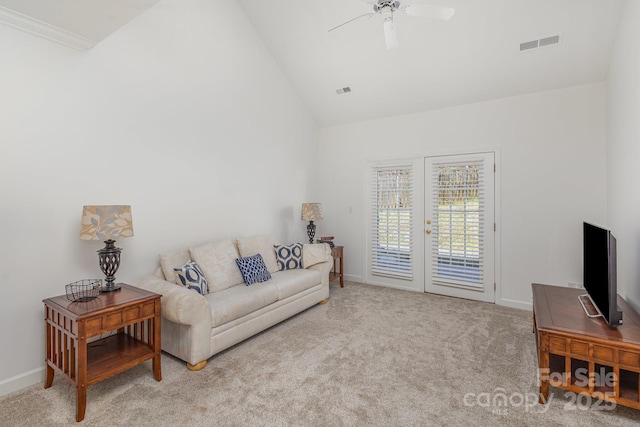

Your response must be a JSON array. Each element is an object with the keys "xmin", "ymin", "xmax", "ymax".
[{"xmin": 583, "ymin": 222, "xmax": 623, "ymax": 327}]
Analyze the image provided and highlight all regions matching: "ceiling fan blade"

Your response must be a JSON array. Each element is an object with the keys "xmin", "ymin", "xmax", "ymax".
[
  {"xmin": 400, "ymin": 4, "xmax": 455, "ymax": 20},
  {"xmin": 328, "ymin": 12, "xmax": 376, "ymax": 32},
  {"xmin": 383, "ymin": 17, "xmax": 399, "ymax": 50}
]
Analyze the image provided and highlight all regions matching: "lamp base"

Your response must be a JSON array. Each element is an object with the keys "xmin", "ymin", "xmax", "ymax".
[
  {"xmin": 98, "ymin": 239, "xmax": 122, "ymax": 293},
  {"xmin": 101, "ymin": 283, "xmax": 121, "ymax": 293},
  {"xmin": 307, "ymin": 221, "xmax": 316, "ymax": 244}
]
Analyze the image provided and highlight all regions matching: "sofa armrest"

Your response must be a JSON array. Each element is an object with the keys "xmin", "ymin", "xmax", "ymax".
[
  {"xmin": 131, "ymin": 275, "xmax": 212, "ymax": 327},
  {"xmin": 303, "ymin": 243, "xmax": 333, "ymax": 286}
]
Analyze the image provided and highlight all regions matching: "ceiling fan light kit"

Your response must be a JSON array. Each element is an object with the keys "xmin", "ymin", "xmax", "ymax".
[
  {"xmin": 373, "ymin": 0, "xmax": 401, "ymax": 13},
  {"xmin": 329, "ymin": 0, "xmax": 455, "ymax": 50}
]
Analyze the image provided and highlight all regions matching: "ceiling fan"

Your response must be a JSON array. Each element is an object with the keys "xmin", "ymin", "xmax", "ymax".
[{"xmin": 328, "ymin": 0, "xmax": 455, "ymax": 50}]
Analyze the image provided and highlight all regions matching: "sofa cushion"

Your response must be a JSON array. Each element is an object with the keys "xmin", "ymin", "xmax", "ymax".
[
  {"xmin": 206, "ymin": 282, "xmax": 279, "ymax": 328},
  {"xmin": 237, "ymin": 235, "xmax": 279, "ymax": 274},
  {"xmin": 235, "ymin": 254, "xmax": 272, "ymax": 285},
  {"xmin": 274, "ymin": 243, "xmax": 303, "ymax": 271},
  {"xmin": 270, "ymin": 268, "xmax": 321, "ymax": 300},
  {"xmin": 190, "ymin": 240, "xmax": 244, "ymax": 293},
  {"xmin": 303, "ymin": 243, "xmax": 330, "ymax": 268},
  {"xmin": 159, "ymin": 249, "xmax": 190, "ymax": 284},
  {"xmin": 174, "ymin": 261, "xmax": 209, "ymax": 295}
]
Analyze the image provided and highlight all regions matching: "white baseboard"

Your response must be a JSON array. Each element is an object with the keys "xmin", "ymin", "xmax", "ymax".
[
  {"xmin": 497, "ymin": 298, "xmax": 532, "ymax": 311},
  {"xmin": 343, "ymin": 274, "xmax": 363, "ymax": 283},
  {"xmin": 0, "ymin": 366, "xmax": 44, "ymax": 397}
]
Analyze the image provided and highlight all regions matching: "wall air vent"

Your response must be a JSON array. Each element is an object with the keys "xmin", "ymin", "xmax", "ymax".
[
  {"xmin": 336, "ymin": 86, "xmax": 352, "ymax": 95},
  {"xmin": 519, "ymin": 34, "xmax": 561, "ymax": 53}
]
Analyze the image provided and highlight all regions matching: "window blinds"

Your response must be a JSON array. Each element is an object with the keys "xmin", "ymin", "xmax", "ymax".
[
  {"xmin": 431, "ymin": 160, "xmax": 484, "ymax": 286},
  {"xmin": 370, "ymin": 166, "xmax": 413, "ymax": 280}
]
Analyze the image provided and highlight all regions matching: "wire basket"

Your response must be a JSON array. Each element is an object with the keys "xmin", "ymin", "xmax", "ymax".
[{"xmin": 66, "ymin": 279, "xmax": 102, "ymax": 302}]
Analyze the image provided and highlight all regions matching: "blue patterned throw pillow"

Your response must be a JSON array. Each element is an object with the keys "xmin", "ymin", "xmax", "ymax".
[
  {"xmin": 174, "ymin": 261, "xmax": 209, "ymax": 295},
  {"xmin": 274, "ymin": 243, "xmax": 303, "ymax": 271},
  {"xmin": 235, "ymin": 253, "xmax": 272, "ymax": 285}
]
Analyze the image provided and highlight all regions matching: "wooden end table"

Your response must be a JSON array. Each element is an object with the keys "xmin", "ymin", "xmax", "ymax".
[
  {"xmin": 330, "ymin": 245, "xmax": 344, "ymax": 287},
  {"xmin": 43, "ymin": 284, "xmax": 162, "ymax": 422}
]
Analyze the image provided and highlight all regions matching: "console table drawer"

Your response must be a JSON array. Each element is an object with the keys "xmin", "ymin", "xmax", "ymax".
[
  {"xmin": 619, "ymin": 351, "xmax": 640, "ymax": 368},
  {"xmin": 549, "ymin": 337, "xmax": 567, "ymax": 352},
  {"xmin": 85, "ymin": 303, "xmax": 156, "ymax": 335},
  {"xmin": 124, "ymin": 302, "xmax": 155, "ymax": 322},
  {"xmin": 570, "ymin": 340, "xmax": 589, "ymax": 357},
  {"xmin": 593, "ymin": 345, "xmax": 615, "ymax": 362}
]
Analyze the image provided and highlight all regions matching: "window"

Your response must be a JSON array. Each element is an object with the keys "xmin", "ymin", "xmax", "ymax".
[{"xmin": 370, "ymin": 166, "xmax": 413, "ymax": 280}]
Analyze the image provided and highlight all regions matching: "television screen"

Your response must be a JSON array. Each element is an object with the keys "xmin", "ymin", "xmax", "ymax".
[{"xmin": 583, "ymin": 222, "xmax": 622, "ymax": 327}]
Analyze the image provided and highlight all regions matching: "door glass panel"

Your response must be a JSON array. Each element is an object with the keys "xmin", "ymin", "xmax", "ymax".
[{"xmin": 432, "ymin": 161, "xmax": 484, "ymax": 287}]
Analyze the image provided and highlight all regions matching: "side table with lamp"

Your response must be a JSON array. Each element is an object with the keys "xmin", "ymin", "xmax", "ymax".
[
  {"xmin": 301, "ymin": 204, "xmax": 345, "ymax": 288},
  {"xmin": 43, "ymin": 205, "xmax": 162, "ymax": 422}
]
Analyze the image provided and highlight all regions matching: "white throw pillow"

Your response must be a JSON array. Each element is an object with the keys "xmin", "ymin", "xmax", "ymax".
[
  {"xmin": 236, "ymin": 235, "xmax": 279, "ymax": 274},
  {"xmin": 159, "ymin": 249, "xmax": 191, "ymax": 284},
  {"xmin": 303, "ymin": 243, "xmax": 330, "ymax": 268},
  {"xmin": 189, "ymin": 239, "xmax": 244, "ymax": 293}
]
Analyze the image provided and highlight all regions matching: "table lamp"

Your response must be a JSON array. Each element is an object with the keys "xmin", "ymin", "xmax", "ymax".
[
  {"xmin": 80, "ymin": 205, "xmax": 134, "ymax": 292},
  {"xmin": 301, "ymin": 203, "xmax": 322, "ymax": 244}
]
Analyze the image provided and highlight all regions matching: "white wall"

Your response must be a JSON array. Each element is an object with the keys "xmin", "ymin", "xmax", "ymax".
[
  {"xmin": 607, "ymin": 0, "xmax": 640, "ymax": 311},
  {"xmin": 0, "ymin": 0, "xmax": 318, "ymax": 395},
  {"xmin": 319, "ymin": 83, "xmax": 608, "ymax": 308}
]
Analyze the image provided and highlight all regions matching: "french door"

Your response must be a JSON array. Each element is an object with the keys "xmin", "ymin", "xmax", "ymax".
[{"xmin": 424, "ymin": 153, "xmax": 495, "ymax": 302}]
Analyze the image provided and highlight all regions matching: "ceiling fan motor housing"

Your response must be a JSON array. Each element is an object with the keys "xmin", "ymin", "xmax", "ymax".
[{"xmin": 373, "ymin": 1, "xmax": 401, "ymax": 13}]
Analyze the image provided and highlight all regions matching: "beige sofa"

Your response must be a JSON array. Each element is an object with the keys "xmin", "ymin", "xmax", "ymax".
[{"xmin": 132, "ymin": 235, "xmax": 332, "ymax": 370}]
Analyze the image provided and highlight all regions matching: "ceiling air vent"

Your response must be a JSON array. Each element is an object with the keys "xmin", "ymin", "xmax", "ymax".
[
  {"xmin": 336, "ymin": 86, "xmax": 352, "ymax": 95},
  {"xmin": 519, "ymin": 40, "xmax": 538, "ymax": 52},
  {"xmin": 519, "ymin": 34, "xmax": 561, "ymax": 53},
  {"xmin": 539, "ymin": 35, "xmax": 560, "ymax": 47}
]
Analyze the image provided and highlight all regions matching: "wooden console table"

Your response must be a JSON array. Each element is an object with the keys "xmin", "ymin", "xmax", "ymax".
[
  {"xmin": 43, "ymin": 284, "xmax": 162, "ymax": 421},
  {"xmin": 533, "ymin": 283, "xmax": 640, "ymax": 410},
  {"xmin": 330, "ymin": 245, "xmax": 344, "ymax": 287}
]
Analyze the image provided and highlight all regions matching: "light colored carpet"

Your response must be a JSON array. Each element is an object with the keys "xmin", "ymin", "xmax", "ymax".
[{"xmin": 2, "ymin": 281, "xmax": 640, "ymax": 426}]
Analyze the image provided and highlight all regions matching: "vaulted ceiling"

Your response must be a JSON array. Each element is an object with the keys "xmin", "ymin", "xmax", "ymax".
[
  {"xmin": 237, "ymin": 0, "xmax": 625, "ymax": 126},
  {"xmin": 0, "ymin": 0, "xmax": 625, "ymax": 127}
]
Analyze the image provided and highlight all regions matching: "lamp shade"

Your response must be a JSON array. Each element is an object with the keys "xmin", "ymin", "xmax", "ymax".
[
  {"xmin": 80, "ymin": 205, "xmax": 134, "ymax": 241},
  {"xmin": 301, "ymin": 203, "xmax": 323, "ymax": 222}
]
